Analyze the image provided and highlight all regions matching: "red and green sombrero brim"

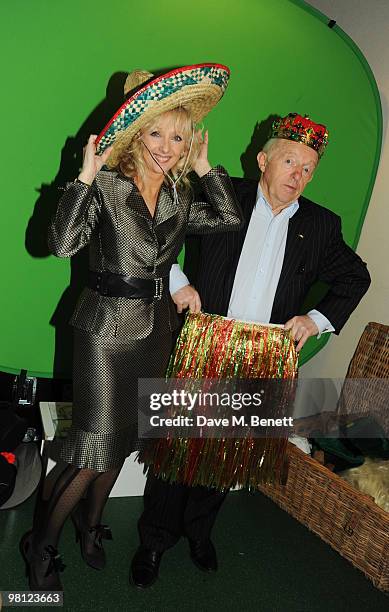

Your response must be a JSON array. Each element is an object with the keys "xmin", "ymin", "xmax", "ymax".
[{"xmin": 95, "ymin": 63, "xmax": 230, "ymax": 160}]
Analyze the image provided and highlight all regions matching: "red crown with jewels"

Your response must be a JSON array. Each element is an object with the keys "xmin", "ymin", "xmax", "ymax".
[{"xmin": 271, "ymin": 113, "xmax": 329, "ymax": 158}]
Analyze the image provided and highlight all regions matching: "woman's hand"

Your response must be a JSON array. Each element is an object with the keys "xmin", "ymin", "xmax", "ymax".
[
  {"xmin": 192, "ymin": 130, "xmax": 212, "ymax": 178},
  {"xmin": 78, "ymin": 135, "xmax": 113, "ymax": 185}
]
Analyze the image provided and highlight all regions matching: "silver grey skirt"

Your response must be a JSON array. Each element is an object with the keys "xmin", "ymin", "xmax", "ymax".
[{"xmin": 51, "ymin": 327, "xmax": 173, "ymax": 472}]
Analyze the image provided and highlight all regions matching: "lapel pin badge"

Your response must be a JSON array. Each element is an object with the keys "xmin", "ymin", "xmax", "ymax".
[{"xmin": 297, "ymin": 233, "xmax": 304, "ymax": 239}]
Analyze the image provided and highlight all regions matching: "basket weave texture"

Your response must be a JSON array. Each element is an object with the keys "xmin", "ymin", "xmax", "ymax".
[{"xmin": 258, "ymin": 322, "xmax": 389, "ymax": 592}]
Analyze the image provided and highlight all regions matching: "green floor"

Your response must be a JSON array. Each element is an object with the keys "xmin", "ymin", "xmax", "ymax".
[{"xmin": 1, "ymin": 490, "xmax": 388, "ymax": 612}]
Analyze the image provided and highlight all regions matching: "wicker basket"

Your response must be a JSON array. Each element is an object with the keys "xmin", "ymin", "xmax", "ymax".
[
  {"xmin": 258, "ymin": 443, "xmax": 389, "ymax": 591},
  {"xmin": 258, "ymin": 322, "xmax": 389, "ymax": 592}
]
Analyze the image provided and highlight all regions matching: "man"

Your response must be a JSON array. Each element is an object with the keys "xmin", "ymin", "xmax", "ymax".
[
  {"xmin": 131, "ymin": 113, "xmax": 371, "ymax": 587},
  {"xmin": 184, "ymin": 113, "xmax": 370, "ymax": 348}
]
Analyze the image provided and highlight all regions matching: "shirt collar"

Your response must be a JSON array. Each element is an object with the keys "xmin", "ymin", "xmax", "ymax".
[{"xmin": 255, "ymin": 183, "xmax": 299, "ymax": 219}]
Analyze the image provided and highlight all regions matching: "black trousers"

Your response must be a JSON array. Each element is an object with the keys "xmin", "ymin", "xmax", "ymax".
[{"xmin": 138, "ymin": 473, "xmax": 228, "ymax": 552}]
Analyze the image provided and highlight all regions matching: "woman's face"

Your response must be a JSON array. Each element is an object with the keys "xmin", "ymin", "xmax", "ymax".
[{"xmin": 140, "ymin": 111, "xmax": 188, "ymax": 176}]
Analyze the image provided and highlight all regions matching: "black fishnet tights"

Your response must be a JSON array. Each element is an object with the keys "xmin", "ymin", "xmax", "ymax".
[
  {"xmin": 32, "ymin": 462, "xmax": 123, "ymax": 554},
  {"xmin": 84, "ymin": 463, "xmax": 123, "ymax": 527}
]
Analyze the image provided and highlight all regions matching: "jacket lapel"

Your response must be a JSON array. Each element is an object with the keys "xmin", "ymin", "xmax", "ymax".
[
  {"xmin": 153, "ymin": 184, "xmax": 178, "ymax": 227},
  {"xmin": 274, "ymin": 198, "xmax": 314, "ymax": 299},
  {"xmin": 116, "ymin": 176, "xmax": 178, "ymax": 226},
  {"xmin": 116, "ymin": 175, "xmax": 151, "ymax": 222},
  {"xmin": 225, "ymin": 179, "xmax": 258, "ymax": 269}
]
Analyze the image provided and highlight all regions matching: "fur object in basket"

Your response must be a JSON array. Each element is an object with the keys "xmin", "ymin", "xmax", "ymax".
[{"xmin": 340, "ymin": 458, "xmax": 389, "ymax": 512}]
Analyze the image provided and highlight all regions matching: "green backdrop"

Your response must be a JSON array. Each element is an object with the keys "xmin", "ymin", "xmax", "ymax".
[{"xmin": 0, "ymin": 0, "xmax": 381, "ymax": 378}]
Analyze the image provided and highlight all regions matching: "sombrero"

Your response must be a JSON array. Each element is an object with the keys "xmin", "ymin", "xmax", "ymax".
[{"xmin": 95, "ymin": 63, "xmax": 230, "ymax": 165}]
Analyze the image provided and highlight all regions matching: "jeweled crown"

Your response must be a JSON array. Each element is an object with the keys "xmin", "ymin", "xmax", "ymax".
[{"xmin": 271, "ymin": 113, "xmax": 329, "ymax": 158}]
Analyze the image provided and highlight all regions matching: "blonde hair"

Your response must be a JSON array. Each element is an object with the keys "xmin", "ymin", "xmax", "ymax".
[{"xmin": 110, "ymin": 107, "xmax": 201, "ymax": 192}]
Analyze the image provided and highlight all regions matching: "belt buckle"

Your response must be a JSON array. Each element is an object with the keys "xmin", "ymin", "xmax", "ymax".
[{"xmin": 154, "ymin": 277, "xmax": 163, "ymax": 300}]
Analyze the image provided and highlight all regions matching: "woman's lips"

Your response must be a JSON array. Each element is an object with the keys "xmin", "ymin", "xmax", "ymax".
[{"xmin": 154, "ymin": 154, "xmax": 171, "ymax": 163}]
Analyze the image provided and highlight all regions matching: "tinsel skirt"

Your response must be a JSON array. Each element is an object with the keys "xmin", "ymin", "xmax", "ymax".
[{"xmin": 139, "ymin": 312, "xmax": 298, "ymax": 490}]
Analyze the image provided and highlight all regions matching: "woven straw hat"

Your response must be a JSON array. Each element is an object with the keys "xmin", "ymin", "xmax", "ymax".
[{"xmin": 95, "ymin": 63, "xmax": 230, "ymax": 165}]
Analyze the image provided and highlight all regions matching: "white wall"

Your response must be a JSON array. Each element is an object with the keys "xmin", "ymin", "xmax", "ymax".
[{"xmin": 301, "ymin": 0, "xmax": 389, "ymax": 378}]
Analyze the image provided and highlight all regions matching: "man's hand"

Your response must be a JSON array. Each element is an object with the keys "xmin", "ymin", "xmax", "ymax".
[
  {"xmin": 171, "ymin": 285, "xmax": 201, "ymax": 314},
  {"xmin": 284, "ymin": 315, "xmax": 319, "ymax": 351}
]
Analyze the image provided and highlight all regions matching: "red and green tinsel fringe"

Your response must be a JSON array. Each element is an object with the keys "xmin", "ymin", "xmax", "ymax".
[{"xmin": 138, "ymin": 312, "xmax": 298, "ymax": 490}]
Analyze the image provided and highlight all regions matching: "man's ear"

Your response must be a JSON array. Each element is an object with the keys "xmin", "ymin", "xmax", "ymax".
[{"xmin": 257, "ymin": 151, "xmax": 267, "ymax": 173}]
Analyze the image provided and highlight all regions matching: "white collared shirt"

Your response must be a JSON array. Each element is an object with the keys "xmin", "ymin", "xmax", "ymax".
[
  {"xmin": 170, "ymin": 184, "xmax": 334, "ymax": 335},
  {"xmin": 228, "ymin": 186, "xmax": 298, "ymax": 322}
]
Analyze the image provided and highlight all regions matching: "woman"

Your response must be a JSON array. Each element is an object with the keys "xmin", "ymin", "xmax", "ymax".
[{"xmin": 21, "ymin": 64, "xmax": 242, "ymax": 590}]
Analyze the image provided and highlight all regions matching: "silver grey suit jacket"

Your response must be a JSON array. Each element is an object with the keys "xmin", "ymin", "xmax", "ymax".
[{"xmin": 48, "ymin": 166, "xmax": 242, "ymax": 340}]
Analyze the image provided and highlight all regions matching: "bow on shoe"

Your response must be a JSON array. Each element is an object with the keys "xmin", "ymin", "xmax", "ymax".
[
  {"xmin": 43, "ymin": 545, "xmax": 66, "ymax": 577},
  {"xmin": 89, "ymin": 524, "xmax": 113, "ymax": 548}
]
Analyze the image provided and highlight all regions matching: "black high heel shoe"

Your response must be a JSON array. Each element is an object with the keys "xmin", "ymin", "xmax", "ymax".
[
  {"xmin": 71, "ymin": 502, "xmax": 112, "ymax": 571},
  {"xmin": 20, "ymin": 531, "xmax": 65, "ymax": 591}
]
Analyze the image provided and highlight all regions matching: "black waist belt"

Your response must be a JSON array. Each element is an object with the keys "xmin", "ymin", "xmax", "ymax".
[{"xmin": 88, "ymin": 271, "xmax": 169, "ymax": 300}]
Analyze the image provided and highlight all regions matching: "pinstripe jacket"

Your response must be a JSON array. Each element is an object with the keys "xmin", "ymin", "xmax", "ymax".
[
  {"xmin": 184, "ymin": 178, "xmax": 370, "ymax": 334},
  {"xmin": 48, "ymin": 167, "xmax": 242, "ymax": 340}
]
